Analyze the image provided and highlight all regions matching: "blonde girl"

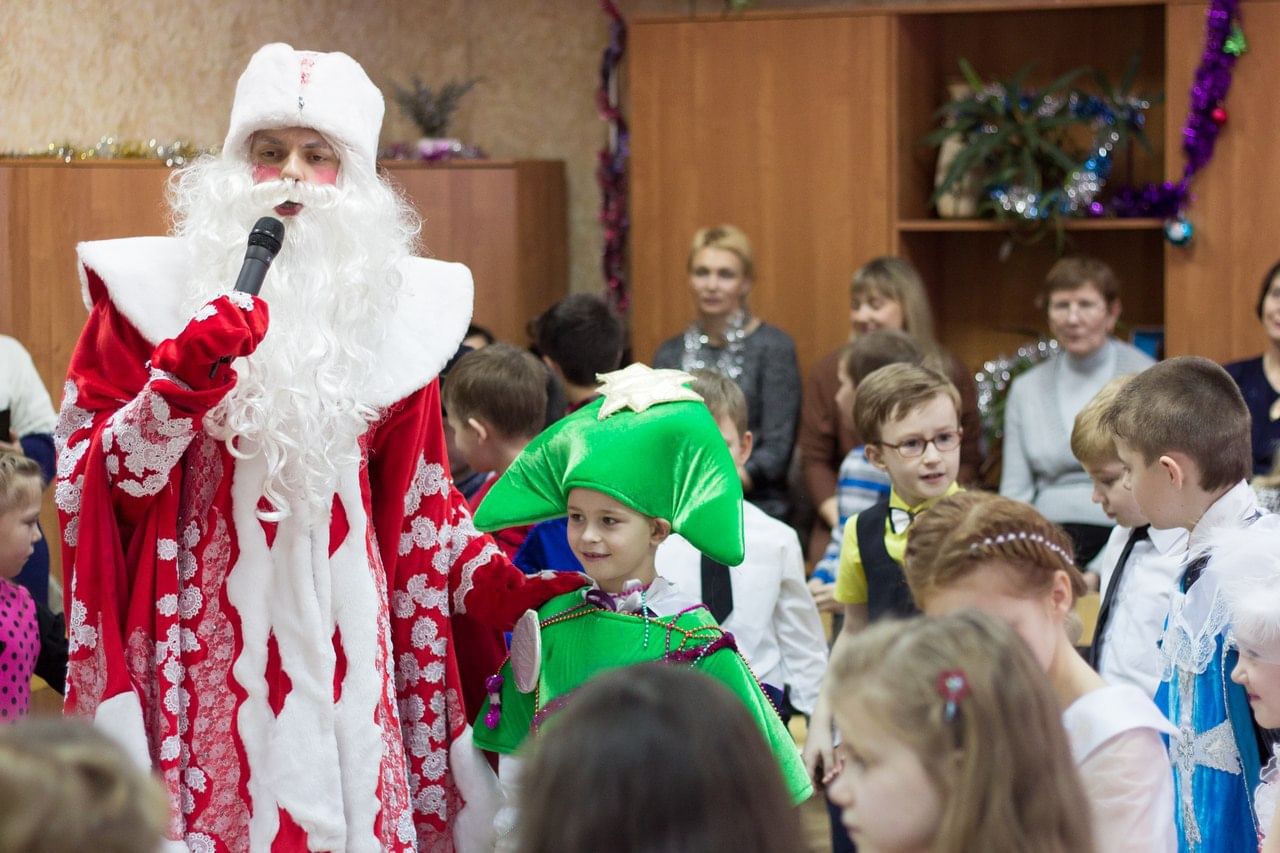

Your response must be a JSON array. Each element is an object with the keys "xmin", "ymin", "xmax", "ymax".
[
  {"xmin": 0, "ymin": 450, "xmax": 64, "ymax": 721},
  {"xmin": 0, "ymin": 717, "xmax": 169, "ymax": 852},
  {"xmin": 826, "ymin": 609, "xmax": 1093, "ymax": 853},
  {"xmin": 904, "ymin": 491, "xmax": 1175, "ymax": 853}
]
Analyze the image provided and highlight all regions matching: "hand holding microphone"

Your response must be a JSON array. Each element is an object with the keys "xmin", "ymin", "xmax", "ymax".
[{"xmin": 149, "ymin": 218, "xmax": 284, "ymax": 390}]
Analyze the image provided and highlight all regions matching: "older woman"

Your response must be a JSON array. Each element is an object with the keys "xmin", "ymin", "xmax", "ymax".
[
  {"xmin": 798, "ymin": 257, "xmax": 982, "ymax": 537},
  {"xmin": 653, "ymin": 225, "xmax": 800, "ymax": 520},
  {"xmin": 1225, "ymin": 261, "xmax": 1280, "ymax": 476},
  {"xmin": 999, "ymin": 256, "xmax": 1153, "ymax": 566}
]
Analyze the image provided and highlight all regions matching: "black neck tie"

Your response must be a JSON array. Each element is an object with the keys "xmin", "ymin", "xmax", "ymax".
[
  {"xmin": 1090, "ymin": 525, "xmax": 1149, "ymax": 668},
  {"xmin": 700, "ymin": 554, "xmax": 734, "ymax": 624}
]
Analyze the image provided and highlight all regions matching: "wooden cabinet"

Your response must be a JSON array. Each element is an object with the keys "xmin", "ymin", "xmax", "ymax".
[{"xmin": 630, "ymin": 1, "xmax": 1277, "ymax": 376}]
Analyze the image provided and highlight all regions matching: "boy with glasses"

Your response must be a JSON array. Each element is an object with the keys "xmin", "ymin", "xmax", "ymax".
[{"xmin": 804, "ymin": 362, "xmax": 963, "ymax": 786}]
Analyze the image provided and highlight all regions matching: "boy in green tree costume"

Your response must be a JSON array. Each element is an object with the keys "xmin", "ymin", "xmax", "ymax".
[{"xmin": 471, "ymin": 364, "xmax": 812, "ymax": 838}]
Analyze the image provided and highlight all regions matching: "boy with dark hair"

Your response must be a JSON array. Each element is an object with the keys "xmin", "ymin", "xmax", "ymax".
[
  {"xmin": 1104, "ymin": 355, "xmax": 1277, "ymax": 852},
  {"xmin": 534, "ymin": 293, "xmax": 624, "ymax": 413}
]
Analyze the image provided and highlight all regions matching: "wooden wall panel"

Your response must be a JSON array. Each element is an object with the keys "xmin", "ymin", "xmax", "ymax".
[
  {"xmin": 629, "ymin": 13, "xmax": 894, "ymax": 377},
  {"xmin": 384, "ymin": 160, "xmax": 569, "ymax": 348},
  {"xmin": 1163, "ymin": 1, "xmax": 1280, "ymax": 362}
]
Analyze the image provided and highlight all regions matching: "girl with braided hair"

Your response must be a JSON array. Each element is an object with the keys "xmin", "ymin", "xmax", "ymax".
[{"xmin": 904, "ymin": 491, "xmax": 1175, "ymax": 853}]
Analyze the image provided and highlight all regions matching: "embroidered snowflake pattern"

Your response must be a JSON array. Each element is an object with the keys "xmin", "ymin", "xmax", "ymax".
[
  {"xmin": 403, "ymin": 458, "xmax": 449, "ymax": 515},
  {"xmin": 53, "ymin": 380, "xmax": 94, "ymax": 457},
  {"xmin": 103, "ymin": 384, "xmax": 195, "ymax": 497},
  {"xmin": 185, "ymin": 832, "xmax": 216, "ymax": 853},
  {"xmin": 226, "ymin": 291, "xmax": 255, "ymax": 311},
  {"xmin": 69, "ymin": 597, "xmax": 98, "ymax": 652},
  {"xmin": 399, "ymin": 516, "xmax": 439, "ymax": 556}
]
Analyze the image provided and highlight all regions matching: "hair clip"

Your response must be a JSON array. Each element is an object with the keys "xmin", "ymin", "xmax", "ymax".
[{"xmin": 936, "ymin": 669, "xmax": 969, "ymax": 723}]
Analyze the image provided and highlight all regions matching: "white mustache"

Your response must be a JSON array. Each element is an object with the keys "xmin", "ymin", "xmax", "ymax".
[{"xmin": 249, "ymin": 179, "xmax": 343, "ymax": 211}]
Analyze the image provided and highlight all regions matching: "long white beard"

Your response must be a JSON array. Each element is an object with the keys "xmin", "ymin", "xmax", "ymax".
[{"xmin": 169, "ymin": 155, "xmax": 422, "ymax": 520}]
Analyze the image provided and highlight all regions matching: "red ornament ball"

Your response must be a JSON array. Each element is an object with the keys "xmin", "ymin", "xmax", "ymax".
[{"xmin": 1211, "ymin": 106, "xmax": 1229, "ymax": 126}]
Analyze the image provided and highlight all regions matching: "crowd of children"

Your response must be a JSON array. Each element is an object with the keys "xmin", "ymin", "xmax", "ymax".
[{"xmin": 6, "ymin": 274, "xmax": 1280, "ymax": 853}]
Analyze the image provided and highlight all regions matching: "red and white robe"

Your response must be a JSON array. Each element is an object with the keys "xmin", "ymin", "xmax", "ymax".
[{"xmin": 55, "ymin": 237, "xmax": 583, "ymax": 853}]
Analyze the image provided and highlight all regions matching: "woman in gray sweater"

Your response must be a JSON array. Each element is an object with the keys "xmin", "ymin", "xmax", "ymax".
[
  {"xmin": 653, "ymin": 224, "xmax": 800, "ymax": 520},
  {"xmin": 999, "ymin": 257, "xmax": 1153, "ymax": 566}
]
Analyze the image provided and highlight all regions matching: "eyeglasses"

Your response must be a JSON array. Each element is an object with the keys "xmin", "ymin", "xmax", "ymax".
[
  {"xmin": 1047, "ymin": 299, "xmax": 1108, "ymax": 319},
  {"xmin": 878, "ymin": 429, "xmax": 962, "ymax": 458}
]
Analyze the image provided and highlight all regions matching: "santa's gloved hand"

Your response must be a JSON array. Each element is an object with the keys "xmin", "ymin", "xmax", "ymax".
[{"xmin": 150, "ymin": 293, "xmax": 270, "ymax": 392}]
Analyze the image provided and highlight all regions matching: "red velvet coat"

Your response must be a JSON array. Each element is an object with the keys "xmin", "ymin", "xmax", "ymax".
[{"xmin": 56, "ymin": 238, "xmax": 583, "ymax": 853}]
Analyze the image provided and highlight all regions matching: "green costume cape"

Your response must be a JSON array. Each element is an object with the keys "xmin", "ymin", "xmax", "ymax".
[{"xmin": 472, "ymin": 590, "xmax": 814, "ymax": 805}]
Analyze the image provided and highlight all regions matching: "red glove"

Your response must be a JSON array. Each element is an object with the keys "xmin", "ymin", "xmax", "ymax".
[{"xmin": 151, "ymin": 294, "xmax": 269, "ymax": 392}]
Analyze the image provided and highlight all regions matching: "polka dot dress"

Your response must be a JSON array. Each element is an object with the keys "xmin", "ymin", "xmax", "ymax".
[{"xmin": 0, "ymin": 579, "xmax": 37, "ymax": 722}]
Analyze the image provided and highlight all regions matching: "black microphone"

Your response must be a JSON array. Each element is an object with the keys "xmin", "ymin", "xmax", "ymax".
[
  {"xmin": 233, "ymin": 216, "xmax": 285, "ymax": 296},
  {"xmin": 208, "ymin": 217, "xmax": 285, "ymax": 377}
]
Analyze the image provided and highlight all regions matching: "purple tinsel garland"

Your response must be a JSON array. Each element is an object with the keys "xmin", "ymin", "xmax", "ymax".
[
  {"xmin": 598, "ymin": 0, "xmax": 630, "ymax": 312},
  {"xmin": 1110, "ymin": 0, "xmax": 1241, "ymax": 220}
]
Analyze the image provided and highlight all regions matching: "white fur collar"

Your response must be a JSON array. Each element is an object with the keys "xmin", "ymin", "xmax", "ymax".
[{"xmin": 76, "ymin": 236, "xmax": 472, "ymax": 406}]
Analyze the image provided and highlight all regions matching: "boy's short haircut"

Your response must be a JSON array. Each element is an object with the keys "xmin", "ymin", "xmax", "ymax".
[
  {"xmin": 1069, "ymin": 374, "xmax": 1135, "ymax": 467},
  {"xmin": 534, "ymin": 294, "xmax": 624, "ymax": 387},
  {"xmin": 689, "ymin": 369, "xmax": 748, "ymax": 436},
  {"xmin": 1101, "ymin": 355, "xmax": 1251, "ymax": 491},
  {"xmin": 854, "ymin": 363, "xmax": 960, "ymax": 446},
  {"xmin": 442, "ymin": 343, "xmax": 548, "ymax": 439},
  {"xmin": 843, "ymin": 329, "xmax": 924, "ymax": 386}
]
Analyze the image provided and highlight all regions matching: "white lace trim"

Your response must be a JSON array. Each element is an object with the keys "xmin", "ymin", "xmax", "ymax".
[
  {"xmin": 452, "ymin": 541, "xmax": 499, "ymax": 616},
  {"xmin": 1259, "ymin": 756, "xmax": 1279, "ymax": 844},
  {"xmin": 102, "ymin": 382, "xmax": 195, "ymax": 498},
  {"xmin": 1159, "ymin": 578, "xmax": 1229, "ymax": 678}
]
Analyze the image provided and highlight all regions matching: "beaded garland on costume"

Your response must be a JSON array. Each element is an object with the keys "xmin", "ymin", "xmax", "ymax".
[
  {"xmin": 483, "ymin": 588, "xmax": 752, "ymax": 733},
  {"xmin": 679, "ymin": 310, "xmax": 750, "ymax": 381}
]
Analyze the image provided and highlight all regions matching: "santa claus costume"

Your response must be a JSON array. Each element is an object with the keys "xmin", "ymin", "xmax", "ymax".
[{"xmin": 55, "ymin": 43, "xmax": 581, "ymax": 853}]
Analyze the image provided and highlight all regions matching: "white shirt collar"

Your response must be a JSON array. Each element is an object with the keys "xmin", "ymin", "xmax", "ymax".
[{"xmin": 1188, "ymin": 480, "xmax": 1260, "ymax": 555}]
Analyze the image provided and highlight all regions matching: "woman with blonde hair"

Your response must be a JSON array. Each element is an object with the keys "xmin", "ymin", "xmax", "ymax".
[
  {"xmin": 654, "ymin": 224, "xmax": 801, "ymax": 519},
  {"xmin": 798, "ymin": 257, "xmax": 981, "ymax": 557},
  {"xmin": 825, "ymin": 609, "xmax": 1093, "ymax": 853},
  {"xmin": 903, "ymin": 491, "xmax": 1176, "ymax": 852}
]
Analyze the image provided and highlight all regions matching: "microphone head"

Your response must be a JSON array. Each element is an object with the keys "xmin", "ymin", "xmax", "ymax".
[{"xmin": 248, "ymin": 216, "xmax": 285, "ymax": 254}]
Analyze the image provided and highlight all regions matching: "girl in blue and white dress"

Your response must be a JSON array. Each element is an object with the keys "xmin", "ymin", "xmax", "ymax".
[{"xmin": 1216, "ymin": 526, "xmax": 1280, "ymax": 851}]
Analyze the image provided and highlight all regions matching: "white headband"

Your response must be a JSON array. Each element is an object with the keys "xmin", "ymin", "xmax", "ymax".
[{"xmin": 969, "ymin": 530, "xmax": 1074, "ymax": 568}]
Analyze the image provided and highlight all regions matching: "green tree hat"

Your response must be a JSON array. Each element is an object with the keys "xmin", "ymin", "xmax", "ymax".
[{"xmin": 472, "ymin": 364, "xmax": 746, "ymax": 566}]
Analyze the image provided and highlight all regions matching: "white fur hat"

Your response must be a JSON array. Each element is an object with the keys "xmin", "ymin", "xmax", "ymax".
[{"xmin": 222, "ymin": 43, "xmax": 384, "ymax": 179}]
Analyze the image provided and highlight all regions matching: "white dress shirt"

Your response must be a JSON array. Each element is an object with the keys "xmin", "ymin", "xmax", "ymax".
[
  {"xmin": 1095, "ymin": 523, "xmax": 1187, "ymax": 698},
  {"xmin": 656, "ymin": 501, "xmax": 829, "ymax": 714}
]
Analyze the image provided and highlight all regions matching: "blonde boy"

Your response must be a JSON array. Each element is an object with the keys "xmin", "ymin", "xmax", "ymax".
[
  {"xmin": 1103, "ymin": 355, "xmax": 1275, "ymax": 852},
  {"xmin": 1070, "ymin": 376, "xmax": 1186, "ymax": 697},
  {"xmin": 655, "ymin": 370, "xmax": 828, "ymax": 717},
  {"xmin": 805, "ymin": 363, "xmax": 962, "ymax": 785}
]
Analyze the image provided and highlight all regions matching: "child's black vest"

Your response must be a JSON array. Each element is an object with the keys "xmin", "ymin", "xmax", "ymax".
[{"xmin": 854, "ymin": 498, "xmax": 920, "ymax": 622}]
